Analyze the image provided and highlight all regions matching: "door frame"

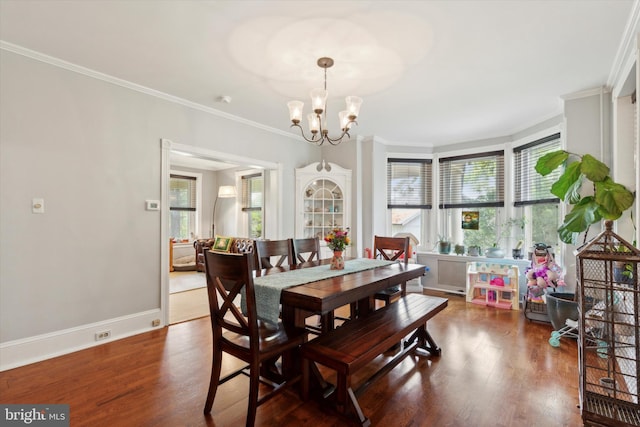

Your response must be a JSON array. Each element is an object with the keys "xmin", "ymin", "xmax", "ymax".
[{"xmin": 160, "ymin": 138, "xmax": 280, "ymax": 325}]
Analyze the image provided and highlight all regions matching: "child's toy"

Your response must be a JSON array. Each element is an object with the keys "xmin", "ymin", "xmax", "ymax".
[
  {"xmin": 525, "ymin": 243, "xmax": 565, "ymax": 302},
  {"xmin": 490, "ymin": 277, "xmax": 504, "ymax": 287}
]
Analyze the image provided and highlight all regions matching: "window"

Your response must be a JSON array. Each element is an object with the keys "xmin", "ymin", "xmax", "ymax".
[
  {"xmin": 242, "ymin": 173, "xmax": 263, "ymax": 238},
  {"xmin": 513, "ymin": 133, "xmax": 562, "ymax": 251},
  {"xmin": 170, "ymin": 174, "xmax": 197, "ymax": 240},
  {"xmin": 439, "ymin": 151, "xmax": 504, "ymax": 250},
  {"xmin": 387, "ymin": 158, "xmax": 432, "ymax": 247}
]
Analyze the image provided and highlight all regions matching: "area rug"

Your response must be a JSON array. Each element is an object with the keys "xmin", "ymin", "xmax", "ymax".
[
  {"xmin": 169, "ymin": 287, "xmax": 209, "ymax": 324},
  {"xmin": 169, "ymin": 271, "xmax": 206, "ymax": 293}
]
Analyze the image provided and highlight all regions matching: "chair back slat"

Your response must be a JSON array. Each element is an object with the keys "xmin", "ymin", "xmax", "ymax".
[
  {"xmin": 292, "ymin": 237, "xmax": 321, "ymax": 264},
  {"xmin": 203, "ymin": 251, "xmax": 257, "ymax": 340},
  {"xmin": 373, "ymin": 236, "xmax": 410, "ymax": 265},
  {"xmin": 255, "ymin": 239, "xmax": 294, "ymax": 269}
]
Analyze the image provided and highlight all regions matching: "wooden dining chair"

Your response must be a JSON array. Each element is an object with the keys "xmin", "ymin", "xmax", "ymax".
[
  {"xmin": 255, "ymin": 239, "xmax": 295, "ymax": 269},
  {"xmin": 373, "ymin": 235, "xmax": 410, "ymax": 307},
  {"xmin": 292, "ymin": 236, "xmax": 337, "ymax": 333},
  {"xmin": 292, "ymin": 237, "xmax": 321, "ymax": 264},
  {"xmin": 202, "ymin": 251, "xmax": 308, "ymax": 427}
]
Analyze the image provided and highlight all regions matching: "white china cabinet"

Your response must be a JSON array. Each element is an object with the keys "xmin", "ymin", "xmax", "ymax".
[{"xmin": 295, "ymin": 161, "xmax": 352, "ymax": 258}]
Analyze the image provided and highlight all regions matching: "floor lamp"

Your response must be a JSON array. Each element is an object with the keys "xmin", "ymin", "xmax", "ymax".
[{"xmin": 211, "ymin": 185, "xmax": 237, "ymax": 238}]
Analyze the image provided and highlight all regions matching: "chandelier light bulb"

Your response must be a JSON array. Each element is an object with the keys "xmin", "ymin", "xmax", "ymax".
[
  {"xmin": 339, "ymin": 110, "xmax": 351, "ymax": 131},
  {"xmin": 310, "ymin": 88, "xmax": 327, "ymax": 115},
  {"xmin": 345, "ymin": 96, "xmax": 362, "ymax": 120},
  {"xmin": 307, "ymin": 113, "xmax": 320, "ymax": 134},
  {"xmin": 287, "ymin": 100, "xmax": 304, "ymax": 124}
]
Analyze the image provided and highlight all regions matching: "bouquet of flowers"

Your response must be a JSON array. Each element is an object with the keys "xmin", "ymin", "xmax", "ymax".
[{"xmin": 324, "ymin": 227, "xmax": 350, "ymax": 252}]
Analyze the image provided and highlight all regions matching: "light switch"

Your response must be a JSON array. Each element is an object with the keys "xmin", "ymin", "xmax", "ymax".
[{"xmin": 32, "ymin": 198, "xmax": 45, "ymax": 214}]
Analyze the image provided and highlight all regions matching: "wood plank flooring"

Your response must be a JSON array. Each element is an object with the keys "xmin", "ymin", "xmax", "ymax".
[{"xmin": 0, "ymin": 291, "xmax": 583, "ymax": 426}]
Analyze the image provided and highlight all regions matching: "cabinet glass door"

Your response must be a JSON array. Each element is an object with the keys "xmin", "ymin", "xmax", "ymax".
[{"xmin": 303, "ymin": 179, "xmax": 344, "ymax": 240}]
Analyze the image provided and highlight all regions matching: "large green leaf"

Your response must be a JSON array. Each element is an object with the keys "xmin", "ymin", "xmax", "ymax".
[
  {"xmin": 535, "ymin": 149, "xmax": 634, "ymax": 245},
  {"xmin": 557, "ymin": 224, "xmax": 578, "ymax": 245},
  {"xmin": 562, "ymin": 197, "xmax": 601, "ymax": 232},
  {"xmin": 550, "ymin": 161, "xmax": 582, "ymax": 201},
  {"xmin": 535, "ymin": 150, "xmax": 568, "ymax": 176},
  {"xmin": 581, "ymin": 154, "xmax": 609, "ymax": 182},
  {"xmin": 594, "ymin": 178, "xmax": 636, "ymax": 219}
]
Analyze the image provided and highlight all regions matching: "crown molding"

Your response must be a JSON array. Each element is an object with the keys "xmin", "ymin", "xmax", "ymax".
[
  {"xmin": 0, "ymin": 40, "xmax": 300, "ymax": 141},
  {"xmin": 607, "ymin": 0, "xmax": 640, "ymax": 90},
  {"xmin": 561, "ymin": 86, "xmax": 611, "ymax": 101}
]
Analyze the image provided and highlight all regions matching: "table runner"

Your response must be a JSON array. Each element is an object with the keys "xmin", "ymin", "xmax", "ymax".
[{"xmin": 247, "ymin": 258, "xmax": 394, "ymax": 325}]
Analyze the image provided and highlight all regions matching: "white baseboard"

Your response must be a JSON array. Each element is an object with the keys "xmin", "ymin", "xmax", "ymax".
[
  {"xmin": 423, "ymin": 285, "xmax": 466, "ymax": 296},
  {"xmin": 0, "ymin": 309, "xmax": 163, "ymax": 371}
]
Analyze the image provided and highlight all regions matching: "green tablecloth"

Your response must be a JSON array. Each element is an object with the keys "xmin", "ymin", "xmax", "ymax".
[{"xmin": 247, "ymin": 258, "xmax": 394, "ymax": 325}]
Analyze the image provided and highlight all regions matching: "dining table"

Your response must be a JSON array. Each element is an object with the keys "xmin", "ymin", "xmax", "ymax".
[
  {"xmin": 252, "ymin": 257, "xmax": 428, "ymax": 392},
  {"xmin": 252, "ymin": 257, "xmax": 427, "ymax": 331}
]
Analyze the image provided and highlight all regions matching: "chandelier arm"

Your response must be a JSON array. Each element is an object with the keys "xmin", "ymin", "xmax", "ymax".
[
  {"xmin": 290, "ymin": 123, "xmax": 324, "ymax": 145},
  {"xmin": 325, "ymin": 130, "xmax": 351, "ymax": 144},
  {"xmin": 324, "ymin": 119, "xmax": 358, "ymax": 144}
]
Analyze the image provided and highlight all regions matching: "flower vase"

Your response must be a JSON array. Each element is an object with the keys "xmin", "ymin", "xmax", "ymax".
[{"xmin": 330, "ymin": 250, "xmax": 345, "ymax": 270}]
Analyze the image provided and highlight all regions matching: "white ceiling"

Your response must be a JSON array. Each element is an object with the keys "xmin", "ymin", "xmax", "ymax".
[{"xmin": 0, "ymin": 0, "xmax": 635, "ymax": 148}]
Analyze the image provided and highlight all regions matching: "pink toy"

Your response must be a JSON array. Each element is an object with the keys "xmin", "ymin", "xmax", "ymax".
[
  {"xmin": 490, "ymin": 277, "xmax": 504, "ymax": 287},
  {"xmin": 525, "ymin": 243, "xmax": 564, "ymax": 300}
]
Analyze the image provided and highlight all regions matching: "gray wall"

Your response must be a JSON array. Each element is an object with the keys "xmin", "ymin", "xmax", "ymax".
[
  {"xmin": 562, "ymin": 90, "xmax": 613, "ymax": 288},
  {"xmin": 0, "ymin": 50, "xmax": 317, "ymax": 346}
]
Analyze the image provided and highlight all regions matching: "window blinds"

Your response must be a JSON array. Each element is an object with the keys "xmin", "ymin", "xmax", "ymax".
[
  {"xmin": 387, "ymin": 158, "xmax": 432, "ymax": 209},
  {"xmin": 439, "ymin": 151, "xmax": 504, "ymax": 208},
  {"xmin": 242, "ymin": 173, "xmax": 263, "ymax": 212},
  {"xmin": 513, "ymin": 133, "xmax": 561, "ymax": 206},
  {"xmin": 169, "ymin": 174, "xmax": 196, "ymax": 211}
]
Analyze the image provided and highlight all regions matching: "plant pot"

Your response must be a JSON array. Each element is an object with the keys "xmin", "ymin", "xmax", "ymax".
[
  {"xmin": 438, "ymin": 242, "xmax": 451, "ymax": 254},
  {"xmin": 454, "ymin": 244, "xmax": 465, "ymax": 255},
  {"xmin": 467, "ymin": 246, "xmax": 481, "ymax": 257},
  {"xmin": 485, "ymin": 247, "xmax": 505, "ymax": 258}
]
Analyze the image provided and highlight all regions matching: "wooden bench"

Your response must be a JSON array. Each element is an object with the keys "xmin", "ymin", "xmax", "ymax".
[{"xmin": 300, "ymin": 293, "xmax": 448, "ymax": 426}]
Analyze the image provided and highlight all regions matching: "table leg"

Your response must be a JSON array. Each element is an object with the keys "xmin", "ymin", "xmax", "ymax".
[{"xmin": 281, "ymin": 306, "xmax": 333, "ymax": 395}]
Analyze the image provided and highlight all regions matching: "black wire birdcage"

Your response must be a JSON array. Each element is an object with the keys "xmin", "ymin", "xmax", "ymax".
[{"xmin": 576, "ymin": 221, "xmax": 640, "ymax": 426}]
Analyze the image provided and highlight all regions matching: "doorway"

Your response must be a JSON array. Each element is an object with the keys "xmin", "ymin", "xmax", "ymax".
[{"xmin": 161, "ymin": 139, "xmax": 280, "ymax": 325}]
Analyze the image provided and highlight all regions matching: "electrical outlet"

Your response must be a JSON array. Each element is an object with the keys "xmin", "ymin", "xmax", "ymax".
[
  {"xmin": 152, "ymin": 319, "xmax": 161, "ymax": 327},
  {"xmin": 95, "ymin": 330, "xmax": 111, "ymax": 341}
]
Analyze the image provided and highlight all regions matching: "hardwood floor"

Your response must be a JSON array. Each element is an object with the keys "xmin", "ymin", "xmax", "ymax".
[{"xmin": 0, "ymin": 291, "xmax": 583, "ymax": 426}]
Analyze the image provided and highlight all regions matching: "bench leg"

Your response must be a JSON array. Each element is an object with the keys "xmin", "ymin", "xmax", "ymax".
[
  {"xmin": 335, "ymin": 372, "xmax": 349, "ymax": 414},
  {"xmin": 335, "ymin": 373, "xmax": 371, "ymax": 427},
  {"xmin": 301, "ymin": 359, "xmax": 310, "ymax": 401},
  {"xmin": 348, "ymin": 387, "xmax": 371, "ymax": 427},
  {"xmin": 406, "ymin": 324, "xmax": 442, "ymax": 357}
]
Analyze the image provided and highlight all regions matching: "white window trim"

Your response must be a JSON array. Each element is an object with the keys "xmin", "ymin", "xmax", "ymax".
[
  {"xmin": 235, "ymin": 169, "xmax": 264, "ymax": 238},
  {"xmin": 386, "ymin": 152, "xmax": 434, "ymax": 249},
  {"xmin": 169, "ymin": 169, "xmax": 203, "ymax": 240}
]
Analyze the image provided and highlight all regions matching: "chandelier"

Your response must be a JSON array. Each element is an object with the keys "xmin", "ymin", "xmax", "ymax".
[{"xmin": 287, "ymin": 57, "xmax": 362, "ymax": 146}]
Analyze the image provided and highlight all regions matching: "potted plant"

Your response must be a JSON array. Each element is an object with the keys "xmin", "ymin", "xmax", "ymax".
[
  {"xmin": 535, "ymin": 150, "xmax": 635, "ymax": 245},
  {"xmin": 613, "ymin": 244, "xmax": 635, "ymax": 284},
  {"xmin": 512, "ymin": 240, "xmax": 525, "ymax": 259},
  {"xmin": 436, "ymin": 235, "xmax": 451, "ymax": 254},
  {"xmin": 467, "ymin": 245, "xmax": 481, "ymax": 257},
  {"xmin": 484, "ymin": 244, "xmax": 505, "ymax": 258},
  {"xmin": 486, "ymin": 217, "xmax": 526, "ymax": 258}
]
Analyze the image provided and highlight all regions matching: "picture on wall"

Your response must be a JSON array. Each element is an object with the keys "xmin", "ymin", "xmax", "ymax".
[{"xmin": 462, "ymin": 211, "xmax": 479, "ymax": 230}]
